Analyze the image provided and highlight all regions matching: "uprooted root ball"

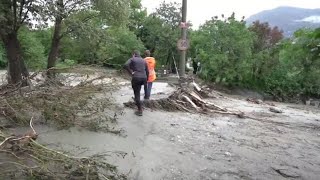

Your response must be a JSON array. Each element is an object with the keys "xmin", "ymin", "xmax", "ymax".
[{"xmin": 124, "ymin": 88, "xmax": 227, "ymax": 113}]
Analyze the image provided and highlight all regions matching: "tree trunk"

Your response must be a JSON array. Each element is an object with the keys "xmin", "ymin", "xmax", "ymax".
[
  {"xmin": 20, "ymin": 59, "xmax": 29, "ymax": 78},
  {"xmin": 47, "ymin": 1, "xmax": 63, "ymax": 78},
  {"xmin": 3, "ymin": 33, "xmax": 23, "ymax": 84}
]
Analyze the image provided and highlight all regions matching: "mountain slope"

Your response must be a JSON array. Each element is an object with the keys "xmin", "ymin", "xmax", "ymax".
[{"xmin": 246, "ymin": 6, "xmax": 320, "ymax": 37}]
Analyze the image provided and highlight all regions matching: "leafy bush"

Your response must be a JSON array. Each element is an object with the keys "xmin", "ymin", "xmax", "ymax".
[
  {"xmin": 191, "ymin": 14, "xmax": 320, "ymax": 99},
  {"xmin": 192, "ymin": 14, "xmax": 254, "ymax": 86},
  {"xmin": 265, "ymin": 28, "xmax": 320, "ymax": 98},
  {"xmin": 18, "ymin": 27, "xmax": 47, "ymax": 70},
  {"xmin": 97, "ymin": 27, "xmax": 145, "ymax": 65},
  {"xmin": 56, "ymin": 59, "xmax": 77, "ymax": 68}
]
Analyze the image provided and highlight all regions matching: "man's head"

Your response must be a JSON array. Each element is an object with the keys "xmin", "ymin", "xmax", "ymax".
[
  {"xmin": 144, "ymin": 50, "xmax": 151, "ymax": 57},
  {"xmin": 132, "ymin": 50, "xmax": 141, "ymax": 57}
]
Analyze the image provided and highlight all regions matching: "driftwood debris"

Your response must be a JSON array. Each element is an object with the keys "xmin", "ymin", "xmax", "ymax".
[
  {"xmin": 0, "ymin": 118, "xmax": 38, "ymax": 151},
  {"xmin": 124, "ymin": 82, "xmax": 245, "ymax": 118},
  {"xmin": 125, "ymin": 88, "xmax": 221, "ymax": 112}
]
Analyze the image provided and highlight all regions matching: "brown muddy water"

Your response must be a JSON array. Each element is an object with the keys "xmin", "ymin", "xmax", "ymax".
[{"xmin": 11, "ymin": 81, "xmax": 320, "ymax": 180}]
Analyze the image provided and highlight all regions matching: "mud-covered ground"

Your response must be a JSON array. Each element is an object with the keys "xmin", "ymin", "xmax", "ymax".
[{"xmin": 26, "ymin": 78, "xmax": 320, "ymax": 180}]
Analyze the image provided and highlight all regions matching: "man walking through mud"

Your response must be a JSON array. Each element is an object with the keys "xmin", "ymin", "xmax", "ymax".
[{"xmin": 124, "ymin": 50, "xmax": 149, "ymax": 116}]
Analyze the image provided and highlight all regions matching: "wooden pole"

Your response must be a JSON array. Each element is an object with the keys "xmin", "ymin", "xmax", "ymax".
[{"xmin": 179, "ymin": 0, "xmax": 187, "ymax": 78}]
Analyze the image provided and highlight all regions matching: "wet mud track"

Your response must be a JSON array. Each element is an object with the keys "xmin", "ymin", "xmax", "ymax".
[{"xmin": 37, "ymin": 82, "xmax": 320, "ymax": 180}]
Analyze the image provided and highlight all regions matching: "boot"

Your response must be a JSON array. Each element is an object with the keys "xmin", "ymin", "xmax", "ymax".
[{"xmin": 135, "ymin": 107, "xmax": 143, "ymax": 116}]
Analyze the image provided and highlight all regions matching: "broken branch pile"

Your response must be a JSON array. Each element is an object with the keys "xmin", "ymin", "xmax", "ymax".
[
  {"xmin": 0, "ymin": 67, "xmax": 124, "ymax": 133},
  {"xmin": 0, "ymin": 67, "xmax": 128, "ymax": 179},
  {"xmin": 124, "ymin": 82, "xmax": 245, "ymax": 118},
  {"xmin": 0, "ymin": 118, "xmax": 126, "ymax": 179}
]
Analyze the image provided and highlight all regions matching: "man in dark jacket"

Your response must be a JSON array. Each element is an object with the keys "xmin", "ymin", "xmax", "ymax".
[{"xmin": 124, "ymin": 50, "xmax": 149, "ymax": 116}]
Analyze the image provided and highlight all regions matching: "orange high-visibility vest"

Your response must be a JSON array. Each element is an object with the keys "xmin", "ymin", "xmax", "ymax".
[{"xmin": 145, "ymin": 57, "xmax": 156, "ymax": 82}]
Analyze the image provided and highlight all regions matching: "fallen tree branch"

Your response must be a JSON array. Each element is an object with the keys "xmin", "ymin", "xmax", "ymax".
[
  {"xmin": 29, "ymin": 117, "xmax": 36, "ymax": 135},
  {"xmin": 0, "ymin": 136, "xmax": 15, "ymax": 148},
  {"xmin": 0, "ymin": 149, "xmax": 24, "ymax": 160},
  {"xmin": 0, "ymin": 161, "xmax": 39, "ymax": 170},
  {"xmin": 30, "ymin": 139, "xmax": 88, "ymax": 160},
  {"xmin": 181, "ymin": 94, "xmax": 200, "ymax": 111},
  {"xmin": 0, "ymin": 117, "xmax": 37, "ymax": 150}
]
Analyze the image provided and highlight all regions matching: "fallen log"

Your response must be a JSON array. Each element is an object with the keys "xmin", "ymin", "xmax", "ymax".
[
  {"xmin": 192, "ymin": 81, "xmax": 202, "ymax": 92},
  {"xmin": 181, "ymin": 94, "xmax": 200, "ymax": 111}
]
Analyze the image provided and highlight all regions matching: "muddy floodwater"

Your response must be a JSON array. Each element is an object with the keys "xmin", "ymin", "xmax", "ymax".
[{"xmin": 28, "ymin": 81, "xmax": 320, "ymax": 180}]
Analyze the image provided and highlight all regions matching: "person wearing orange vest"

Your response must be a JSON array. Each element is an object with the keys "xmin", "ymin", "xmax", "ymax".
[{"xmin": 144, "ymin": 50, "xmax": 156, "ymax": 100}]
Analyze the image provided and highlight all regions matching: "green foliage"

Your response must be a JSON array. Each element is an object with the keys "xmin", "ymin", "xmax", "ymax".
[
  {"xmin": 1, "ymin": 0, "xmax": 319, "ymax": 100},
  {"xmin": 137, "ymin": 1, "xmax": 182, "ymax": 67},
  {"xmin": 192, "ymin": 14, "xmax": 319, "ymax": 99},
  {"xmin": 128, "ymin": 0, "xmax": 147, "ymax": 35},
  {"xmin": 34, "ymin": 28, "xmax": 52, "ymax": 56},
  {"xmin": 98, "ymin": 27, "xmax": 145, "ymax": 65},
  {"xmin": 58, "ymin": 10, "xmax": 145, "ymax": 66},
  {"xmin": 247, "ymin": 21, "xmax": 284, "ymax": 86},
  {"xmin": 265, "ymin": 28, "xmax": 320, "ymax": 98},
  {"xmin": 58, "ymin": 10, "xmax": 103, "ymax": 64},
  {"xmin": 93, "ymin": 0, "xmax": 131, "ymax": 26},
  {"xmin": 18, "ymin": 27, "xmax": 46, "ymax": 70},
  {"xmin": 192, "ymin": 14, "xmax": 254, "ymax": 85},
  {"xmin": 0, "ymin": 0, "xmax": 40, "ymax": 35},
  {"xmin": 141, "ymin": 15, "xmax": 180, "ymax": 65},
  {"xmin": 190, "ymin": 12, "xmax": 320, "ymax": 99},
  {"xmin": 155, "ymin": 1, "xmax": 181, "ymax": 27},
  {"xmin": 0, "ymin": 26, "xmax": 51, "ymax": 70},
  {"xmin": 57, "ymin": 1, "xmax": 182, "ymax": 68},
  {"xmin": 56, "ymin": 59, "xmax": 77, "ymax": 68},
  {"xmin": 263, "ymin": 55, "xmax": 304, "ymax": 99},
  {"xmin": 0, "ymin": 42, "xmax": 6, "ymax": 68}
]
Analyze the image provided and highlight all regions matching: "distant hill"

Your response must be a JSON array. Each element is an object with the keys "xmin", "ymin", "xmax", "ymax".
[{"xmin": 246, "ymin": 6, "xmax": 320, "ymax": 37}]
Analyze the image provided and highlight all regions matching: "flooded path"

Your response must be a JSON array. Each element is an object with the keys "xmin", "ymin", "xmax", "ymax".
[{"xmin": 33, "ymin": 82, "xmax": 320, "ymax": 180}]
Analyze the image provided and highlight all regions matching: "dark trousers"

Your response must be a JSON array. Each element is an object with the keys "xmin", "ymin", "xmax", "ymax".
[
  {"xmin": 144, "ymin": 82, "xmax": 153, "ymax": 99},
  {"xmin": 132, "ymin": 77, "xmax": 147, "ymax": 110}
]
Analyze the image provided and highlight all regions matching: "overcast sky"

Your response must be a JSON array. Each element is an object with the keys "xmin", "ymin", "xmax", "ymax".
[{"xmin": 141, "ymin": 0, "xmax": 320, "ymax": 28}]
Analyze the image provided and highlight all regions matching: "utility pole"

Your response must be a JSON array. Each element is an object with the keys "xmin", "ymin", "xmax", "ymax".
[{"xmin": 178, "ymin": 0, "xmax": 188, "ymax": 78}]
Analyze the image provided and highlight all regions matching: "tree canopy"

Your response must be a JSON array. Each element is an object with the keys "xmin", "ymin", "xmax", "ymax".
[{"xmin": 0, "ymin": 1, "xmax": 319, "ymax": 100}]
